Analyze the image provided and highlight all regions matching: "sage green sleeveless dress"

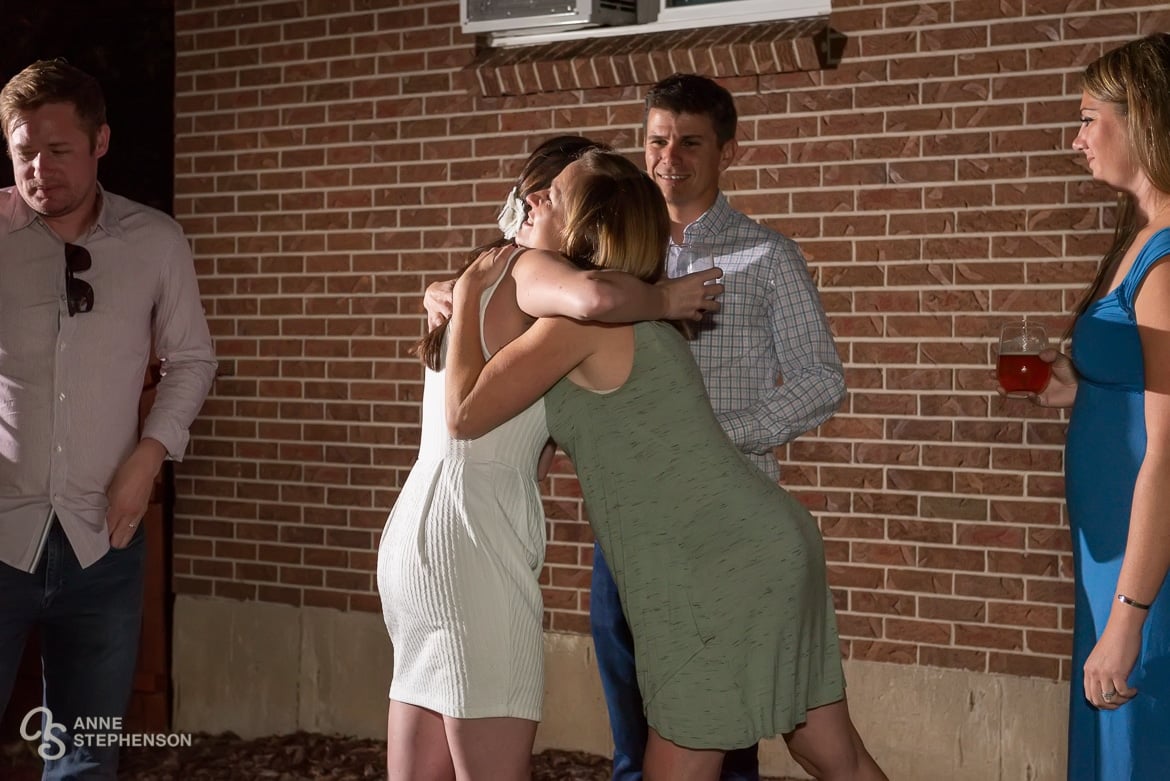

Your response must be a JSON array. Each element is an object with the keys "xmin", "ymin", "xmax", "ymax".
[{"xmin": 546, "ymin": 321, "xmax": 844, "ymax": 749}]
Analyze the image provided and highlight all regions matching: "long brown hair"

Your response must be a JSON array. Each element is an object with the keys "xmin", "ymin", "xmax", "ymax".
[
  {"xmin": 416, "ymin": 135, "xmax": 606, "ymax": 370},
  {"xmin": 560, "ymin": 149, "xmax": 671, "ymax": 282},
  {"xmin": 1069, "ymin": 32, "xmax": 1170, "ymax": 334},
  {"xmin": 557, "ymin": 149, "xmax": 692, "ymax": 338}
]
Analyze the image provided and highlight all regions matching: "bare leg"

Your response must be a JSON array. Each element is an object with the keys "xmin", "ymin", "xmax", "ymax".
[
  {"xmin": 387, "ymin": 700, "xmax": 457, "ymax": 781},
  {"xmin": 445, "ymin": 715, "xmax": 539, "ymax": 781},
  {"xmin": 643, "ymin": 727, "xmax": 724, "ymax": 781},
  {"xmin": 783, "ymin": 697, "xmax": 887, "ymax": 781}
]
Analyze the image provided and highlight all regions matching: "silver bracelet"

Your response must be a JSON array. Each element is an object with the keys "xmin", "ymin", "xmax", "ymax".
[{"xmin": 1117, "ymin": 593, "xmax": 1152, "ymax": 611}]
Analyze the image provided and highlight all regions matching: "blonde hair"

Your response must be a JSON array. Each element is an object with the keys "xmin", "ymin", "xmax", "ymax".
[
  {"xmin": 1, "ymin": 59, "xmax": 107, "ymax": 150},
  {"xmin": 1071, "ymin": 32, "xmax": 1170, "ymax": 327},
  {"xmin": 558, "ymin": 149, "xmax": 670, "ymax": 282}
]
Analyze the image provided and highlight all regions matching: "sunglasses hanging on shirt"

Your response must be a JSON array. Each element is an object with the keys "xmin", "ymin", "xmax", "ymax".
[{"xmin": 64, "ymin": 243, "xmax": 94, "ymax": 316}]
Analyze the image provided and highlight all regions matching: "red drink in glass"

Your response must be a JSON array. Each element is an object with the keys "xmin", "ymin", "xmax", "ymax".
[
  {"xmin": 997, "ymin": 352, "xmax": 1052, "ymax": 394},
  {"xmin": 997, "ymin": 320, "xmax": 1050, "ymax": 397}
]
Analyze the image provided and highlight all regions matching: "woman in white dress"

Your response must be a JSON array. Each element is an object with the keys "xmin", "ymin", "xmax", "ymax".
[{"xmin": 377, "ymin": 135, "xmax": 721, "ymax": 781}]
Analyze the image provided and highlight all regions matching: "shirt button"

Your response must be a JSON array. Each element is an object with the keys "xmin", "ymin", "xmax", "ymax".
[
  {"xmin": 58, "ymin": 393, "xmax": 66, "ymax": 401},
  {"xmin": 54, "ymin": 445, "xmax": 63, "ymax": 453}
]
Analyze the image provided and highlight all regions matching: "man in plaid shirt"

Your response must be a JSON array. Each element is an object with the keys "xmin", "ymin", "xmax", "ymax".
[{"xmin": 590, "ymin": 73, "xmax": 846, "ymax": 781}]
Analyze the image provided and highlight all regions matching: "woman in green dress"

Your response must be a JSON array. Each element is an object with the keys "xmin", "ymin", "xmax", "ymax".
[{"xmin": 444, "ymin": 149, "xmax": 886, "ymax": 781}]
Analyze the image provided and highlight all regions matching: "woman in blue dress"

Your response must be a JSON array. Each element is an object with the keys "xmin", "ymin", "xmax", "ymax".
[{"xmin": 1015, "ymin": 33, "xmax": 1170, "ymax": 780}]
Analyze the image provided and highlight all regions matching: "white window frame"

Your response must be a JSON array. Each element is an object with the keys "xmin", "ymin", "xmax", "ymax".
[
  {"xmin": 654, "ymin": 0, "xmax": 826, "ymax": 28},
  {"xmin": 490, "ymin": 0, "xmax": 830, "ymax": 48}
]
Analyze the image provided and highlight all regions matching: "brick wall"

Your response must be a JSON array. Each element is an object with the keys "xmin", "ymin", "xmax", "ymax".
[{"xmin": 172, "ymin": 0, "xmax": 1170, "ymax": 683}]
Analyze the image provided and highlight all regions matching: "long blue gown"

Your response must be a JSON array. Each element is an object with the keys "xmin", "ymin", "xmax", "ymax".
[{"xmin": 1065, "ymin": 227, "xmax": 1170, "ymax": 780}]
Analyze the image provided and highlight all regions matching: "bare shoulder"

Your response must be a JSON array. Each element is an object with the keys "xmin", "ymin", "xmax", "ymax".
[
  {"xmin": 533, "ymin": 315, "xmax": 617, "ymax": 338},
  {"xmin": 532, "ymin": 318, "xmax": 631, "ymax": 356},
  {"xmin": 513, "ymin": 247, "xmax": 573, "ymax": 272}
]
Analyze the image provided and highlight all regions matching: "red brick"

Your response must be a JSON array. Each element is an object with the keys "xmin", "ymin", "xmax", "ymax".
[
  {"xmin": 986, "ymin": 602, "xmax": 1059, "ymax": 629},
  {"xmin": 886, "ymin": 569, "xmax": 954, "ymax": 595},
  {"xmin": 955, "ymin": 624, "xmax": 1023, "ymax": 651},
  {"xmin": 989, "ymin": 652, "xmax": 1061, "ymax": 679},
  {"xmin": 919, "ymin": 596, "xmax": 984, "ymax": 622},
  {"xmin": 850, "ymin": 640, "xmax": 919, "ymax": 665},
  {"xmin": 886, "ymin": 618, "xmax": 952, "ymax": 645},
  {"xmin": 956, "ymin": 574, "xmax": 1025, "ymax": 600},
  {"xmin": 168, "ymin": 4, "xmax": 1164, "ymax": 675},
  {"xmin": 919, "ymin": 646, "xmax": 988, "ymax": 673},
  {"xmin": 852, "ymin": 591, "xmax": 917, "ymax": 617}
]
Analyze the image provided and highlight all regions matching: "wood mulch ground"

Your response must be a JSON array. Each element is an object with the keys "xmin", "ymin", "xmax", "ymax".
[{"xmin": 2, "ymin": 731, "xmax": 795, "ymax": 779}]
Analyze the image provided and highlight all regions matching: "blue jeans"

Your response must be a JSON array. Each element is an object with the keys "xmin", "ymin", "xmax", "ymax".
[
  {"xmin": 591, "ymin": 544, "xmax": 760, "ymax": 781},
  {"xmin": 0, "ymin": 520, "xmax": 146, "ymax": 781}
]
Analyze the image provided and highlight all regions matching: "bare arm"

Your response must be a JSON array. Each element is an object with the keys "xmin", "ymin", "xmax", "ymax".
[
  {"xmin": 512, "ymin": 249, "xmax": 721, "ymax": 323},
  {"xmin": 424, "ymin": 248, "xmax": 720, "ymax": 331},
  {"xmin": 445, "ymin": 249, "xmax": 597, "ymax": 439},
  {"xmin": 1082, "ymin": 252, "xmax": 1170, "ymax": 710}
]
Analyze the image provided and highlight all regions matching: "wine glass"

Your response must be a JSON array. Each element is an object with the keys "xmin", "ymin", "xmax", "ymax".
[
  {"xmin": 997, "ymin": 319, "xmax": 1052, "ymax": 397},
  {"xmin": 676, "ymin": 245, "xmax": 712, "ymax": 276}
]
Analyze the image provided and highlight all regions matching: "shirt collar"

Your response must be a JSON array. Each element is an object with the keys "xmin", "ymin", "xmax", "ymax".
[
  {"xmin": 2, "ymin": 187, "xmax": 38, "ymax": 234},
  {"xmin": 679, "ymin": 192, "xmax": 733, "ymax": 245},
  {"xmin": 90, "ymin": 184, "xmax": 124, "ymax": 240},
  {"xmin": 2, "ymin": 182, "xmax": 120, "ymax": 240}
]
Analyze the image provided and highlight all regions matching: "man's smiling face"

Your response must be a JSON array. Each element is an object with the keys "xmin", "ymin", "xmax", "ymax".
[{"xmin": 644, "ymin": 108, "xmax": 735, "ymax": 223}]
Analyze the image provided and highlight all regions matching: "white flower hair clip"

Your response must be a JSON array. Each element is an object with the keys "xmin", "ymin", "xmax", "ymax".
[{"xmin": 496, "ymin": 186, "xmax": 525, "ymax": 240}]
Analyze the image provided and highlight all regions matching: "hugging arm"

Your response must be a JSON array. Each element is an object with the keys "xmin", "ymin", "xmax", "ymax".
[
  {"xmin": 423, "ymin": 249, "xmax": 721, "ymax": 329},
  {"xmin": 511, "ymin": 249, "xmax": 721, "ymax": 323},
  {"xmin": 445, "ymin": 251, "xmax": 596, "ymax": 439},
  {"xmin": 1081, "ymin": 253, "xmax": 1170, "ymax": 710}
]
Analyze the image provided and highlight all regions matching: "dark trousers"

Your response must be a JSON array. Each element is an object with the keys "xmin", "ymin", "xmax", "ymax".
[
  {"xmin": 590, "ymin": 543, "xmax": 760, "ymax": 781},
  {"xmin": 0, "ymin": 521, "xmax": 146, "ymax": 781}
]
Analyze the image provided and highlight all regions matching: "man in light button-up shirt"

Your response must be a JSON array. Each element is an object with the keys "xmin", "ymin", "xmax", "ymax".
[{"xmin": 0, "ymin": 59, "xmax": 215, "ymax": 780}]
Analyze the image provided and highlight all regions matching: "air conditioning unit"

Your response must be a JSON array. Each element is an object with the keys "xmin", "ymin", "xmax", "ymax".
[{"xmin": 461, "ymin": 0, "xmax": 638, "ymax": 35}]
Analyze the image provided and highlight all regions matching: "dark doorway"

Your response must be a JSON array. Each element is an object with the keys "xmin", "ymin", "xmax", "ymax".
[{"xmin": 0, "ymin": 0, "xmax": 178, "ymax": 742}]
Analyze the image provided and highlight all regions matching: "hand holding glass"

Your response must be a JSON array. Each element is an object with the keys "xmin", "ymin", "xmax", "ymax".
[{"xmin": 997, "ymin": 320, "xmax": 1051, "ymax": 397}]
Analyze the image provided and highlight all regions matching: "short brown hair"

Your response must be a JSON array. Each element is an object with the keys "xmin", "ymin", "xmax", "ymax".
[
  {"xmin": 644, "ymin": 73, "xmax": 738, "ymax": 147},
  {"xmin": 0, "ymin": 58, "xmax": 107, "ymax": 150}
]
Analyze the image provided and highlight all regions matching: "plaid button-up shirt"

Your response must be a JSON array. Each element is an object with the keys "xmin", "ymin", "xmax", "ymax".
[{"xmin": 668, "ymin": 193, "xmax": 845, "ymax": 481}]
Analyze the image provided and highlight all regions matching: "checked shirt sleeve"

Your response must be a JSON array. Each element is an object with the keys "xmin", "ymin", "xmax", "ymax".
[{"xmin": 716, "ymin": 237, "xmax": 845, "ymax": 453}]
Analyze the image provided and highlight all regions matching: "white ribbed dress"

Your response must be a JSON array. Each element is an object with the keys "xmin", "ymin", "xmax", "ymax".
[{"xmin": 377, "ymin": 250, "xmax": 549, "ymax": 721}]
